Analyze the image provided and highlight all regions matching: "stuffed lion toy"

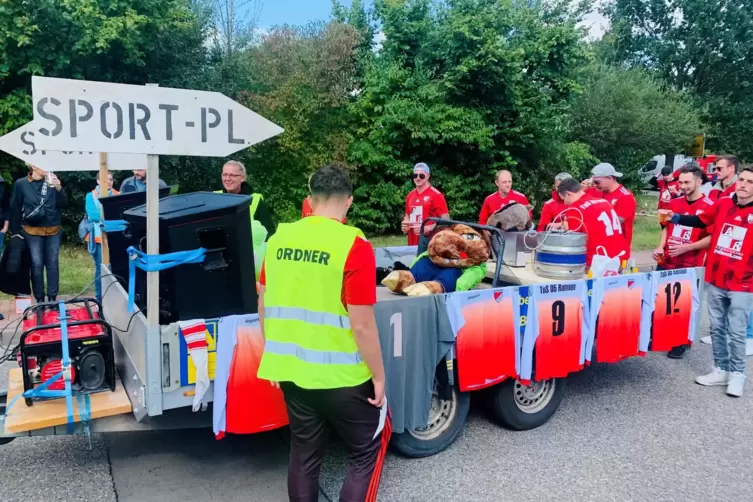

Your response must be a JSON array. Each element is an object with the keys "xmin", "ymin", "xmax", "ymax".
[{"xmin": 381, "ymin": 224, "xmax": 491, "ymax": 296}]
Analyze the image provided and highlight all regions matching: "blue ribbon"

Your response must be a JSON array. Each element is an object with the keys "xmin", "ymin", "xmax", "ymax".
[
  {"xmin": 102, "ymin": 220, "xmax": 129, "ymax": 233},
  {"xmin": 126, "ymin": 246, "xmax": 207, "ymax": 312}
]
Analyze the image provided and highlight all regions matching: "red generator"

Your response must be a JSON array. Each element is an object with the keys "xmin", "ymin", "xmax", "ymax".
[{"xmin": 17, "ymin": 298, "xmax": 115, "ymax": 407}]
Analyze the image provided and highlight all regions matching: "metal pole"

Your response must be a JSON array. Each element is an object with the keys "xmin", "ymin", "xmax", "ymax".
[{"xmin": 144, "ymin": 83, "xmax": 162, "ymax": 416}]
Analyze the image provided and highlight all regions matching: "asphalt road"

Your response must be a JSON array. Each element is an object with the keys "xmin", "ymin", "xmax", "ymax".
[{"xmin": 2, "ymin": 312, "xmax": 753, "ymax": 502}]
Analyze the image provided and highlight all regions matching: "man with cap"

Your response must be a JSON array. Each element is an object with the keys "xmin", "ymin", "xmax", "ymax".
[
  {"xmin": 538, "ymin": 172, "xmax": 573, "ymax": 231},
  {"xmin": 401, "ymin": 163, "xmax": 449, "ymax": 246},
  {"xmin": 479, "ymin": 170, "xmax": 532, "ymax": 225},
  {"xmin": 589, "ymin": 163, "xmax": 638, "ymax": 258}
]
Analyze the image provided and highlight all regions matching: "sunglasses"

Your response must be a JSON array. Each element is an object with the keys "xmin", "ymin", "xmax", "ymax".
[{"xmin": 412, "ymin": 173, "xmax": 427, "ymax": 180}]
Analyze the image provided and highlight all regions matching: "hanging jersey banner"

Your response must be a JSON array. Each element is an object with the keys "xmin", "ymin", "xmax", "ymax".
[
  {"xmin": 446, "ymin": 287, "xmax": 520, "ymax": 391},
  {"xmin": 588, "ymin": 274, "xmax": 652, "ymax": 364},
  {"xmin": 649, "ymin": 268, "xmax": 700, "ymax": 351},
  {"xmin": 375, "ymin": 295, "xmax": 455, "ymax": 434},
  {"xmin": 521, "ymin": 280, "xmax": 590, "ymax": 383},
  {"xmin": 213, "ymin": 314, "xmax": 288, "ymax": 439}
]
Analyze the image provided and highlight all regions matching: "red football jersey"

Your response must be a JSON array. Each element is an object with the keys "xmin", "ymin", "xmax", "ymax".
[
  {"xmin": 708, "ymin": 182, "xmax": 736, "ymax": 201},
  {"xmin": 537, "ymin": 191, "xmax": 568, "ymax": 231},
  {"xmin": 657, "ymin": 179, "xmax": 681, "ymax": 211},
  {"xmin": 479, "ymin": 190, "xmax": 531, "ymax": 225},
  {"xmin": 598, "ymin": 185, "xmax": 637, "ymax": 256},
  {"xmin": 661, "ymin": 195, "xmax": 714, "ymax": 269},
  {"xmin": 301, "ymin": 197, "xmax": 347, "ymax": 223},
  {"xmin": 405, "ymin": 186, "xmax": 449, "ymax": 246},
  {"xmin": 566, "ymin": 194, "xmax": 628, "ymax": 267},
  {"xmin": 696, "ymin": 196, "xmax": 753, "ymax": 292}
]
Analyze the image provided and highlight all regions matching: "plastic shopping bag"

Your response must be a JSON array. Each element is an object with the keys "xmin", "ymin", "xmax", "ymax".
[{"xmin": 590, "ymin": 246, "xmax": 624, "ymax": 278}]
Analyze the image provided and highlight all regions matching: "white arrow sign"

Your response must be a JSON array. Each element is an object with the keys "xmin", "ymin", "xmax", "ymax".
[
  {"xmin": 0, "ymin": 123, "xmax": 147, "ymax": 171},
  {"xmin": 31, "ymin": 76, "xmax": 284, "ymax": 156}
]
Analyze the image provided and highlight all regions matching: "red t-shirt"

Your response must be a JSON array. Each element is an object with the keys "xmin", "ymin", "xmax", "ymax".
[
  {"xmin": 479, "ymin": 190, "xmax": 531, "ymax": 225},
  {"xmin": 708, "ymin": 181, "xmax": 736, "ymax": 201},
  {"xmin": 597, "ymin": 185, "xmax": 637, "ymax": 257},
  {"xmin": 565, "ymin": 194, "xmax": 628, "ymax": 267},
  {"xmin": 537, "ymin": 191, "xmax": 567, "ymax": 231},
  {"xmin": 301, "ymin": 198, "xmax": 347, "ymax": 224},
  {"xmin": 260, "ymin": 233, "xmax": 376, "ymax": 308},
  {"xmin": 661, "ymin": 195, "xmax": 714, "ymax": 269},
  {"xmin": 657, "ymin": 179, "xmax": 681, "ymax": 211},
  {"xmin": 301, "ymin": 197, "xmax": 313, "ymax": 218},
  {"xmin": 405, "ymin": 186, "xmax": 449, "ymax": 246},
  {"xmin": 693, "ymin": 196, "xmax": 753, "ymax": 292}
]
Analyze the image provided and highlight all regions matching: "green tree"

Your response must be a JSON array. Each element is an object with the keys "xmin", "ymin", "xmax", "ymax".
[
  {"xmin": 0, "ymin": 0, "xmax": 210, "ymax": 236},
  {"xmin": 238, "ymin": 22, "xmax": 362, "ymax": 222},
  {"xmin": 569, "ymin": 63, "xmax": 703, "ymax": 178},
  {"xmin": 346, "ymin": 0, "xmax": 588, "ymax": 232},
  {"xmin": 604, "ymin": 0, "xmax": 753, "ymax": 159}
]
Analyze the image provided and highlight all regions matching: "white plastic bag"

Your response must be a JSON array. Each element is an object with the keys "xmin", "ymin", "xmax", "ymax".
[{"xmin": 589, "ymin": 246, "xmax": 624, "ymax": 278}]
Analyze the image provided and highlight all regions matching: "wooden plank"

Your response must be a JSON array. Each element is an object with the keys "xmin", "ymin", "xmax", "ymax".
[
  {"xmin": 98, "ymin": 152, "xmax": 110, "ymax": 265},
  {"xmin": 3, "ymin": 368, "xmax": 133, "ymax": 434}
]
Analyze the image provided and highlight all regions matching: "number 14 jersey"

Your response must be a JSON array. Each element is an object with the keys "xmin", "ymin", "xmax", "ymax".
[
  {"xmin": 565, "ymin": 194, "xmax": 629, "ymax": 266},
  {"xmin": 520, "ymin": 280, "xmax": 591, "ymax": 383}
]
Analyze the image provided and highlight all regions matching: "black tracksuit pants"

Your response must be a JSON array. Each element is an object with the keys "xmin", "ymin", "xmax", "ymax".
[{"xmin": 280, "ymin": 379, "xmax": 392, "ymax": 502}]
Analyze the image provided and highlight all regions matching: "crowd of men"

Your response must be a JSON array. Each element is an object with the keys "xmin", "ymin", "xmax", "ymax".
[
  {"xmin": 397, "ymin": 156, "xmax": 753, "ymax": 398},
  {"xmin": 399, "ymin": 161, "xmax": 637, "ymax": 268}
]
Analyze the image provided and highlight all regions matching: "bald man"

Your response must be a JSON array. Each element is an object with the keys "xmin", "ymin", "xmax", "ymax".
[{"xmin": 479, "ymin": 170, "xmax": 532, "ymax": 225}]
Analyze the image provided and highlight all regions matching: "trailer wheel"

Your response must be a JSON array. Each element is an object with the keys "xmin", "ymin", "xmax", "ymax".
[
  {"xmin": 391, "ymin": 385, "xmax": 470, "ymax": 459},
  {"xmin": 487, "ymin": 377, "xmax": 566, "ymax": 431},
  {"xmin": 0, "ymin": 437, "xmax": 15, "ymax": 446}
]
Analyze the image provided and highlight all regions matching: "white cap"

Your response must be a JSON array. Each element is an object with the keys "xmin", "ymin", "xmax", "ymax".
[{"xmin": 591, "ymin": 163, "xmax": 622, "ymax": 178}]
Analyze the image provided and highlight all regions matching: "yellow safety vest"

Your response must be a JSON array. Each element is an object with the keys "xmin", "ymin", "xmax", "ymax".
[
  {"xmin": 257, "ymin": 216, "xmax": 372, "ymax": 389},
  {"xmin": 214, "ymin": 190, "xmax": 266, "ymax": 281}
]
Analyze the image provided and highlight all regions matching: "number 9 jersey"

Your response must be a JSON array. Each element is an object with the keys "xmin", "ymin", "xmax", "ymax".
[
  {"xmin": 520, "ymin": 280, "xmax": 591, "ymax": 384},
  {"xmin": 566, "ymin": 194, "xmax": 629, "ymax": 266}
]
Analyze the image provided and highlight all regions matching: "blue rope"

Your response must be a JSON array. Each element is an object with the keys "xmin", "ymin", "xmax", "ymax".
[{"xmin": 126, "ymin": 246, "xmax": 207, "ymax": 312}]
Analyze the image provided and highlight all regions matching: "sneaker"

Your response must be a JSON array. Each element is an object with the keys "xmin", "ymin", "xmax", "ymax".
[
  {"xmin": 726, "ymin": 372, "xmax": 746, "ymax": 397},
  {"xmin": 695, "ymin": 367, "xmax": 729, "ymax": 386},
  {"xmin": 667, "ymin": 345, "xmax": 689, "ymax": 359},
  {"xmin": 747, "ymin": 339, "xmax": 753, "ymax": 357},
  {"xmin": 700, "ymin": 336, "xmax": 712, "ymax": 345}
]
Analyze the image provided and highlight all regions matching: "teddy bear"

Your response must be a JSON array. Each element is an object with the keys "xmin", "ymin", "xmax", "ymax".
[{"xmin": 381, "ymin": 223, "xmax": 491, "ymax": 296}]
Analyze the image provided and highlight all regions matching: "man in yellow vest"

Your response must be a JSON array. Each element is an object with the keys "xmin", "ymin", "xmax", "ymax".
[
  {"xmin": 257, "ymin": 165, "xmax": 389, "ymax": 502},
  {"xmin": 215, "ymin": 160, "xmax": 275, "ymax": 280}
]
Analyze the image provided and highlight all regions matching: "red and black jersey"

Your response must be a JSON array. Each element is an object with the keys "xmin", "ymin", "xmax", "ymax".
[
  {"xmin": 657, "ymin": 179, "xmax": 681, "ymax": 211},
  {"xmin": 679, "ymin": 195, "xmax": 753, "ymax": 292},
  {"xmin": 661, "ymin": 195, "xmax": 714, "ymax": 269}
]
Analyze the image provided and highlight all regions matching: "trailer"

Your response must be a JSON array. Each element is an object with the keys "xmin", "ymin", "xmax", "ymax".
[{"xmin": 1, "ymin": 219, "xmax": 704, "ymax": 460}]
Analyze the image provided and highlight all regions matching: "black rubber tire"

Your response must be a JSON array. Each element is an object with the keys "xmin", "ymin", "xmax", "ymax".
[
  {"xmin": 391, "ymin": 386, "xmax": 470, "ymax": 459},
  {"xmin": 486, "ymin": 377, "xmax": 567, "ymax": 431},
  {"xmin": 0, "ymin": 437, "xmax": 16, "ymax": 446}
]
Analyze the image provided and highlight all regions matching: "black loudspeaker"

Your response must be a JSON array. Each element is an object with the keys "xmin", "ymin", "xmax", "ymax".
[
  {"xmin": 99, "ymin": 186, "xmax": 174, "ymax": 288},
  {"xmin": 123, "ymin": 192, "xmax": 257, "ymax": 324}
]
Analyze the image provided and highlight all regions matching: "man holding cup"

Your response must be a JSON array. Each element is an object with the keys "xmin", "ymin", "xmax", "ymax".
[
  {"xmin": 652, "ymin": 164, "xmax": 713, "ymax": 359},
  {"xmin": 401, "ymin": 163, "xmax": 449, "ymax": 245},
  {"xmin": 658, "ymin": 165, "xmax": 753, "ymax": 397}
]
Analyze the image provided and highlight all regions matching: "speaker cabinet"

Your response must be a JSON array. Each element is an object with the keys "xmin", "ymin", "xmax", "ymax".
[{"xmin": 123, "ymin": 192, "xmax": 257, "ymax": 324}]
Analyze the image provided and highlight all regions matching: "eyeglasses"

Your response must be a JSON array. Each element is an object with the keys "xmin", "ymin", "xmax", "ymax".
[
  {"xmin": 222, "ymin": 173, "xmax": 243, "ymax": 179},
  {"xmin": 412, "ymin": 173, "xmax": 426, "ymax": 180}
]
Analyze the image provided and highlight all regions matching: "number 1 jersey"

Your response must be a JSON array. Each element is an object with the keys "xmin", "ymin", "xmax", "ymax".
[{"xmin": 375, "ymin": 295, "xmax": 455, "ymax": 433}]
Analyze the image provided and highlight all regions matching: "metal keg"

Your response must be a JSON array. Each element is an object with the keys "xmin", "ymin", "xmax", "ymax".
[{"xmin": 533, "ymin": 232, "xmax": 588, "ymax": 280}]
